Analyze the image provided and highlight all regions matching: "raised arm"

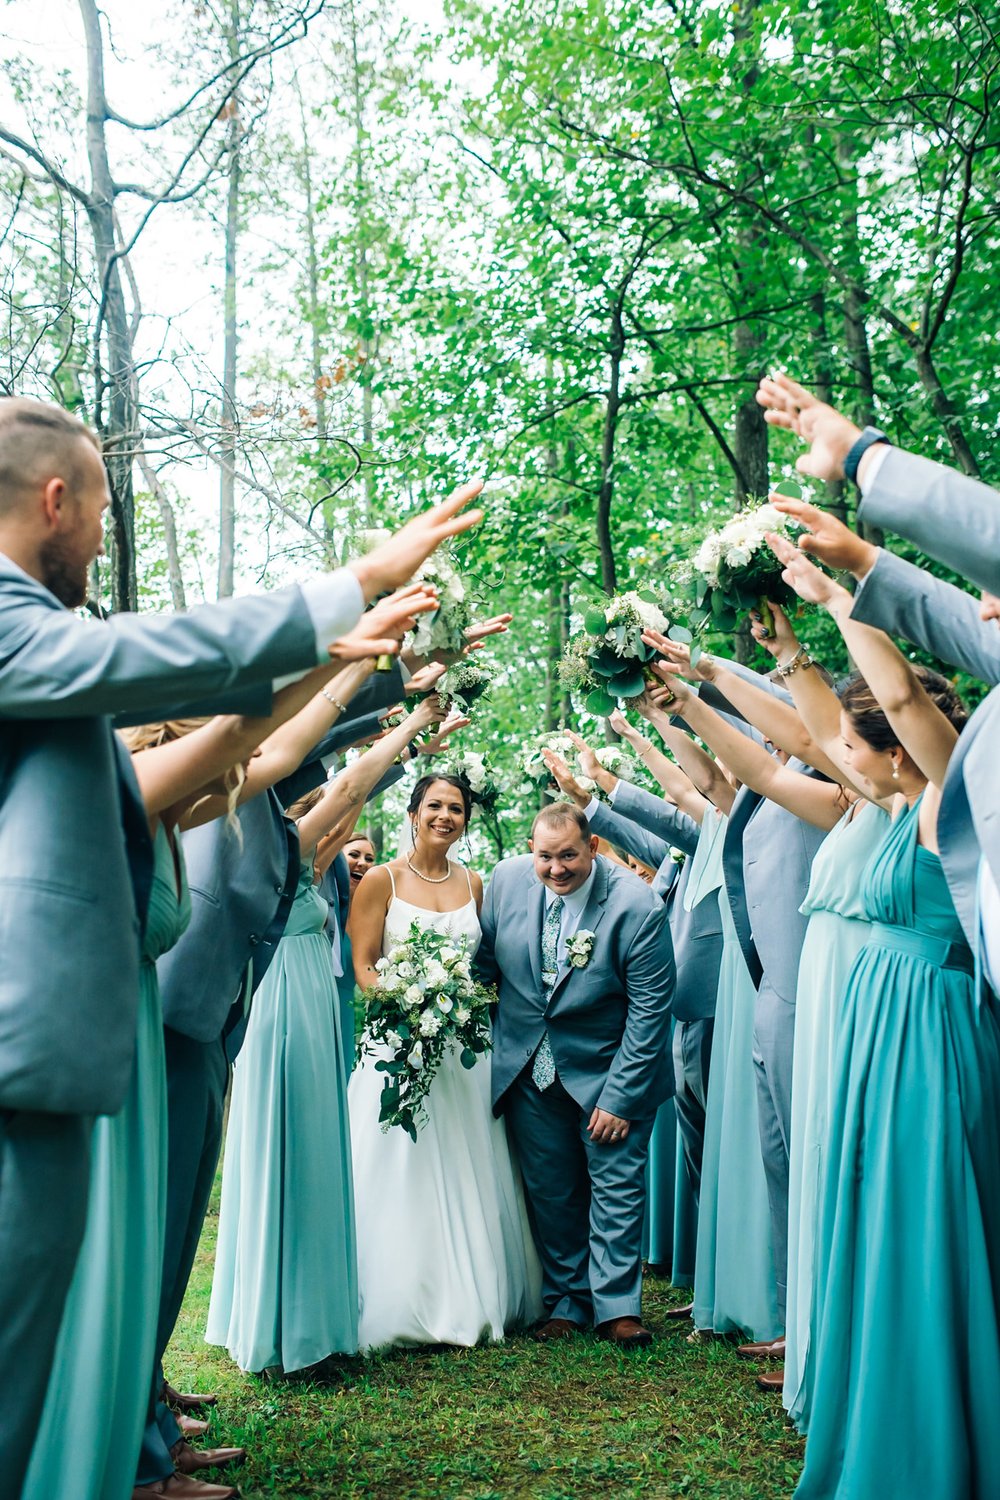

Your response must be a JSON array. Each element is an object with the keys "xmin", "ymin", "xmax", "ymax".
[
  {"xmin": 635, "ymin": 689, "xmax": 736, "ymax": 814},
  {"xmin": 601, "ymin": 713, "xmax": 710, "ymax": 823},
  {"xmin": 768, "ymin": 527, "xmax": 958, "ymax": 791},
  {"xmin": 656, "ymin": 672, "xmax": 845, "ymax": 831}
]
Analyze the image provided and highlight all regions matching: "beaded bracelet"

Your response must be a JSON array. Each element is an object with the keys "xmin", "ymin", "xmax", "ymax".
[
  {"xmin": 776, "ymin": 645, "xmax": 814, "ymax": 678},
  {"xmin": 321, "ymin": 688, "xmax": 348, "ymax": 713}
]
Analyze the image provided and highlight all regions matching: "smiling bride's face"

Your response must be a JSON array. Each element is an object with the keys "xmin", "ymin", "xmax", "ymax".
[{"xmin": 410, "ymin": 778, "xmax": 469, "ymax": 852}]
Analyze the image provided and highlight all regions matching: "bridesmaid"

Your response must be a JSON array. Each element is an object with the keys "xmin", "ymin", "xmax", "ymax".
[
  {"xmin": 769, "ymin": 525, "xmax": 1000, "ymax": 1500},
  {"xmin": 206, "ymin": 697, "xmax": 445, "ymax": 1376}
]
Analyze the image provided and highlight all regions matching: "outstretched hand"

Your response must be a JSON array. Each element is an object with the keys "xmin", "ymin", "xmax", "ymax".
[
  {"xmin": 766, "ymin": 532, "xmax": 850, "ymax": 609},
  {"xmin": 566, "ymin": 730, "xmax": 601, "ymax": 782},
  {"xmin": 464, "ymin": 613, "xmax": 513, "ymax": 649},
  {"xmin": 349, "ymin": 480, "xmax": 484, "ymax": 601},
  {"xmin": 769, "ymin": 493, "xmax": 879, "ymax": 577},
  {"xmin": 327, "ymin": 583, "xmax": 439, "ymax": 661},
  {"xmin": 417, "ymin": 709, "xmax": 472, "ymax": 755},
  {"xmin": 541, "ymin": 748, "xmax": 590, "ymax": 806},
  {"xmin": 749, "ymin": 601, "xmax": 796, "ymax": 659},
  {"xmin": 756, "ymin": 373, "xmax": 862, "ymax": 483},
  {"xmin": 405, "ymin": 661, "xmax": 447, "ymax": 694}
]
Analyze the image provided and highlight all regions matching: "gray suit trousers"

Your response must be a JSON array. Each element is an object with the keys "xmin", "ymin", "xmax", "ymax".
[
  {"xmin": 136, "ymin": 1029, "xmax": 229, "ymax": 1485},
  {"xmin": 505, "ymin": 1070, "xmax": 654, "ymax": 1326},
  {"xmin": 752, "ymin": 979, "xmax": 794, "ymax": 1324},
  {"xmin": 673, "ymin": 1017, "xmax": 714, "ymax": 1198},
  {"xmin": 0, "ymin": 1110, "xmax": 92, "ymax": 1495}
]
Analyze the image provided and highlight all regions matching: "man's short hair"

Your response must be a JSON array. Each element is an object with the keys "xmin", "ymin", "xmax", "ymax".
[
  {"xmin": 0, "ymin": 398, "xmax": 100, "ymax": 515},
  {"xmin": 531, "ymin": 802, "xmax": 592, "ymax": 842}
]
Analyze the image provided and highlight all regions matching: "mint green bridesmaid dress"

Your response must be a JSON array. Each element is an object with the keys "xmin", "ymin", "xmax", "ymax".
[
  {"xmin": 206, "ymin": 858, "xmax": 358, "ymax": 1372},
  {"xmin": 797, "ymin": 798, "xmax": 1000, "ymax": 1498},
  {"xmin": 691, "ymin": 810, "xmax": 781, "ymax": 1342},
  {"xmin": 784, "ymin": 800, "xmax": 890, "ymax": 1433},
  {"xmin": 23, "ymin": 824, "xmax": 189, "ymax": 1500}
]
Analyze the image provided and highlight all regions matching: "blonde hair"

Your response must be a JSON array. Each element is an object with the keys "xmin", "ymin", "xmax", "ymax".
[
  {"xmin": 285, "ymin": 785, "xmax": 324, "ymax": 822},
  {"xmin": 121, "ymin": 717, "xmax": 245, "ymax": 836}
]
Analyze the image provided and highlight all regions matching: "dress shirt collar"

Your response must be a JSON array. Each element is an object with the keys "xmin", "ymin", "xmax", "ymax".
[{"xmin": 543, "ymin": 861, "xmax": 597, "ymax": 916}]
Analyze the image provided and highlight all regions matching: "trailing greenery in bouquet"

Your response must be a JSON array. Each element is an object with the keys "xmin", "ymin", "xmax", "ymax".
[
  {"xmin": 559, "ymin": 590, "xmax": 688, "ymax": 717},
  {"xmin": 682, "ymin": 489, "xmax": 803, "ymax": 644},
  {"xmin": 358, "ymin": 923, "xmax": 494, "ymax": 1141},
  {"xmin": 436, "ymin": 748, "xmax": 504, "ymax": 814},
  {"xmin": 435, "ymin": 657, "xmax": 495, "ymax": 716}
]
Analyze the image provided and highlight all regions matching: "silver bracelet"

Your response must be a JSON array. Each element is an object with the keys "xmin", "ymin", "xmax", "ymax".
[
  {"xmin": 321, "ymin": 688, "xmax": 347, "ymax": 713},
  {"xmin": 776, "ymin": 645, "xmax": 813, "ymax": 678}
]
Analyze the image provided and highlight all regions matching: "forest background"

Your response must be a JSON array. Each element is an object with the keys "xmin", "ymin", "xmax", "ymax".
[{"xmin": 3, "ymin": 0, "xmax": 998, "ymax": 863}]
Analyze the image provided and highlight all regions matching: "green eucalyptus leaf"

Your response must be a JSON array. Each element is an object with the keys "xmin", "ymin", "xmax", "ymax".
[
  {"xmin": 586, "ymin": 687, "xmax": 616, "ymax": 716},
  {"xmin": 771, "ymin": 480, "xmax": 802, "ymax": 499},
  {"xmin": 637, "ymin": 589, "xmax": 659, "ymax": 603},
  {"xmin": 668, "ymin": 625, "xmax": 693, "ymax": 644},
  {"xmin": 690, "ymin": 644, "xmax": 704, "ymax": 668},
  {"xmin": 612, "ymin": 671, "xmax": 646, "ymax": 699},
  {"xmin": 584, "ymin": 607, "xmax": 608, "ymax": 636}
]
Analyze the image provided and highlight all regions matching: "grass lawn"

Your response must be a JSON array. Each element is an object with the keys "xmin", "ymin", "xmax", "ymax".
[{"xmin": 168, "ymin": 1184, "xmax": 805, "ymax": 1499}]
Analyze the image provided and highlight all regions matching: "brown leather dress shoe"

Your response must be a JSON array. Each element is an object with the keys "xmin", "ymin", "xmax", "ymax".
[
  {"xmin": 757, "ymin": 1368, "xmax": 785, "ymax": 1393},
  {"xmin": 171, "ymin": 1440, "xmax": 247, "ymax": 1474},
  {"xmin": 533, "ymin": 1317, "xmax": 581, "ymax": 1342},
  {"xmin": 163, "ymin": 1381, "xmax": 219, "ymax": 1413},
  {"xmin": 177, "ymin": 1415, "xmax": 211, "ymax": 1439},
  {"xmin": 595, "ymin": 1316, "xmax": 653, "ymax": 1348},
  {"xmin": 737, "ymin": 1336, "xmax": 785, "ymax": 1360},
  {"xmin": 665, "ymin": 1301, "xmax": 695, "ymax": 1320},
  {"xmin": 132, "ymin": 1476, "xmax": 239, "ymax": 1499}
]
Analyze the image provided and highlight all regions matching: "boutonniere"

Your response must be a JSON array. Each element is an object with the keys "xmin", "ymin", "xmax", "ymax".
[
  {"xmin": 671, "ymin": 847, "xmax": 686, "ymax": 867},
  {"xmin": 566, "ymin": 930, "xmax": 596, "ymax": 969}
]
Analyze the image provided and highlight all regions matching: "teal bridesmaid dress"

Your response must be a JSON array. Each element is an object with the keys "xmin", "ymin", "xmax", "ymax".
[
  {"xmin": 784, "ymin": 800, "xmax": 890, "ymax": 1432},
  {"xmin": 206, "ymin": 858, "xmax": 358, "ymax": 1372},
  {"xmin": 23, "ymin": 824, "xmax": 189, "ymax": 1500},
  {"xmin": 797, "ymin": 798, "xmax": 1000, "ymax": 1498},
  {"xmin": 643, "ymin": 1082, "xmax": 698, "ymax": 1282},
  {"xmin": 691, "ymin": 810, "xmax": 781, "ymax": 1343}
]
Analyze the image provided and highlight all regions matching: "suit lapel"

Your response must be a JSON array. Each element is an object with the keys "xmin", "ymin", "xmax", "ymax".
[{"xmin": 526, "ymin": 873, "xmax": 545, "ymax": 994}]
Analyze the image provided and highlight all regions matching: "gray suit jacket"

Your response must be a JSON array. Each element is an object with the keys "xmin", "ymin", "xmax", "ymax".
[
  {"xmin": 723, "ymin": 766, "xmax": 829, "ymax": 1001},
  {"xmin": 0, "ymin": 557, "xmax": 326, "ymax": 1114},
  {"xmin": 477, "ymin": 854, "xmax": 676, "ymax": 1120},
  {"xmin": 590, "ymin": 787, "xmax": 722, "ymax": 1022},
  {"xmin": 850, "ymin": 549, "xmax": 1000, "ymax": 951},
  {"xmin": 858, "ymin": 447, "xmax": 1000, "ymax": 595}
]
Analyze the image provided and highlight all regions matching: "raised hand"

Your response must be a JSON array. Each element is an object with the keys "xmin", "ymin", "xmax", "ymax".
[
  {"xmin": 561, "ymin": 730, "xmax": 600, "ymax": 782},
  {"xmin": 464, "ymin": 613, "xmax": 513, "ymax": 649},
  {"xmin": 641, "ymin": 629, "xmax": 717, "ymax": 683},
  {"xmin": 416, "ymin": 709, "xmax": 472, "ymax": 755},
  {"xmin": 766, "ymin": 532, "xmax": 850, "ymax": 609},
  {"xmin": 540, "ymin": 748, "xmax": 590, "ymax": 807},
  {"xmin": 756, "ymin": 373, "xmax": 863, "ymax": 483},
  {"xmin": 608, "ymin": 708, "xmax": 642, "ymax": 744},
  {"xmin": 749, "ymin": 600, "xmax": 797, "ymax": 659},
  {"xmin": 405, "ymin": 661, "xmax": 447, "ymax": 695},
  {"xmin": 409, "ymin": 692, "xmax": 448, "ymax": 731},
  {"xmin": 769, "ymin": 493, "xmax": 879, "ymax": 576},
  {"xmin": 327, "ymin": 583, "xmax": 439, "ymax": 661},
  {"xmin": 348, "ymin": 480, "xmax": 484, "ymax": 601}
]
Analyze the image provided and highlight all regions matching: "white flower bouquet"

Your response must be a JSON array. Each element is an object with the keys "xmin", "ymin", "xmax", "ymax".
[
  {"xmin": 347, "ymin": 528, "xmax": 472, "ymax": 658},
  {"xmin": 522, "ymin": 732, "xmax": 579, "ymax": 788},
  {"xmin": 686, "ymin": 494, "xmax": 801, "ymax": 637},
  {"xmin": 437, "ymin": 747, "xmax": 505, "ymax": 813},
  {"xmin": 559, "ymin": 589, "xmax": 688, "ymax": 716},
  {"xmin": 358, "ymin": 923, "xmax": 494, "ymax": 1140},
  {"xmin": 436, "ymin": 657, "xmax": 495, "ymax": 716}
]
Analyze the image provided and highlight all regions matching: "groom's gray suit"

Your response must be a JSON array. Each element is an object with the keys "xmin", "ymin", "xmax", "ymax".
[
  {"xmin": 0, "ymin": 553, "xmax": 358, "ymax": 1493},
  {"xmin": 477, "ymin": 853, "xmax": 675, "ymax": 1326}
]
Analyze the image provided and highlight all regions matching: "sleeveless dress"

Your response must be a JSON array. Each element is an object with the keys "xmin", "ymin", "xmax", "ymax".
[
  {"xmin": 783, "ymin": 800, "xmax": 890, "ymax": 1432},
  {"xmin": 797, "ymin": 798, "xmax": 1000, "ymax": 1499},
  {"xmin": 349, "ymin": 867, "xmax": 543, "ymax": 1349},
  {"xmin": 24, "ymin": 823, "xmax": 189, "ymax": 1500},
  {"xmin": 206, "ymin": 858, "xmax": 357, "ymax": 1372},
  {"xmin": 690, "ymin": 810, "xmax": 782, "ymax": 1343}
]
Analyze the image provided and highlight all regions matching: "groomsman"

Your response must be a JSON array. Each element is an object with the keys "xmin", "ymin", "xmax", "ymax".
[
  {"xmin": 0, "ymin": 395, "xmax": 482, "ymax": 1493},
  {"xmin": 477, "ymin": 805, "xmax": 675, "ymax": 1346}
]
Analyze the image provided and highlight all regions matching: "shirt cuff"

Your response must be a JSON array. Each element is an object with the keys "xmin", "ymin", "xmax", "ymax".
[
  {"xmin": 607, "ymin": 778, "xmax": 621, "ymax": 804},
  {"xmin": 849, "ymin": 547, "xmax": 884, "ymax": 608},
  {"xmin": 857, "ymin": 443, "xmax": 891, "ymax": 495},
  {"xmin": 300, "ymin": 569, "xmax": 365, "ymax": 662},
  {"xmin": 583, "ymin": 796, "xmax": 602, "ymax": 820}
]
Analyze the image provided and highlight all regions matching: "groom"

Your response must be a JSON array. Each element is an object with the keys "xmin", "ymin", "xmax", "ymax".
[{"xmin": 477, "ymin": 802, "xmax": 676, "ymax": 1346}]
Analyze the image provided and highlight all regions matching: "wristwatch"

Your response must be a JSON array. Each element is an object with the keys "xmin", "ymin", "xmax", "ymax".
[{"xmin": 843, "ymin": 426, "xmax": 889, "ymax": 485}]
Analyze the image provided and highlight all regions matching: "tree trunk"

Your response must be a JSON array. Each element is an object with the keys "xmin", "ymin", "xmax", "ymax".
[
  {"xmin": 217, "ymin": 7, "xmax": 241, "ymax": 599},
  {"xmin": 595, "ymin": 310, "xmax": 623, "ymax": 594},
  {"xmin": 348, "ymin": 0, "xmax": 375, "ymax": 520},
  {"xmin": 295, "ymin": 83, "xmax": 333, "ymax": 545},
  {"xmin": 138, "ymin": 451, "xmax": 187, "ymax": 609},
  {"xmin": 80, "ymin": 0, "xmax": 138, "ymax": 612}
]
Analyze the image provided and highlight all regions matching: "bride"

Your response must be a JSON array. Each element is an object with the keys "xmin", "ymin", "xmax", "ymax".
[{"xmin": 348, "ymin": 772, "xmax": 542, "ymax": 1349}]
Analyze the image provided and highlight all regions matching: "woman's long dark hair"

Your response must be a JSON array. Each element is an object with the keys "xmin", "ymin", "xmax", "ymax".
[{"xmin": 838, "ymin": 667, "xmax": 968, "ymax": 750}]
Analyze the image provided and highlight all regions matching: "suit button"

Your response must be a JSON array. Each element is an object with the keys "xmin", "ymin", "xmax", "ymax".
[
  {"xmin": 275, "ymin": 883, "xmax": 284, "ymax": 894},
  {"xmin": 249, "ymin": 934, "xmax": 259, "ymax": 945}
]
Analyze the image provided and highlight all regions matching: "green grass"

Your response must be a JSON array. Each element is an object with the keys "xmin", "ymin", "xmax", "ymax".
[{"xmin": 169, "ymin": 1185, "xmax": 804, "ymax": 1499}]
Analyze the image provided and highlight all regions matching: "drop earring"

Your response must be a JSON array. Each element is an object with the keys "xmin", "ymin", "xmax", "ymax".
[{"xmin": 891, "ymin": 760, "xmax": 900, "ymax": 781}]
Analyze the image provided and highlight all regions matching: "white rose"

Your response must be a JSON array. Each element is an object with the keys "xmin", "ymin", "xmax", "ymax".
[
  {"xmin": 454, "ymin": 1006, "xmax": 470, "ymax": 1024},
  {"xmin": 385, "ymin": 1030, "xmax": 403, "ymax": 1050},
  {"xmin": 395, "ymin": 961, "xmax": 415, "ymax": 980},
  {"xmin": 424, "ymin": 961, "xmax": 449, "ymax": 989},
  {"xmin": 404, "ymin": 984, "xmax": 423, "ymax": 1010},
  {"xmin": 374, "ymin": 956, "xmax": 389, "ymax": 972},
  {"xmin": 725, "ymin": 545, "xmax": 751, "ymax": 569},
  {"xmin": 439, "ymin": 945, "xmax": 460, "ymax": 965}
]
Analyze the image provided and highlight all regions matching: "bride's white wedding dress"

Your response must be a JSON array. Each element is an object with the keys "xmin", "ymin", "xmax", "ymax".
[{"xmin": 348, "ymin": 867, "xmax": 543, "ymax": 1349}]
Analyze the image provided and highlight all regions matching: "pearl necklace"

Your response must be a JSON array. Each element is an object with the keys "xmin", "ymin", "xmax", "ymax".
[{"xmin": 405, "ymin": 852, "xmax": 452, "ymax": 884}]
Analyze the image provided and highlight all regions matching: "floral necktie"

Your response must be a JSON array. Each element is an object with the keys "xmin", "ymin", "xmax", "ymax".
[{"xmin": 532, "ymin": 895, "xmax": 564, "ymax": 1092}]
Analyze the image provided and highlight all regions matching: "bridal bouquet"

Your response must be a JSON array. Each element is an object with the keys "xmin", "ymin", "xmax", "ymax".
[
  {"xmin": 559, "ymin": 590, "xmax": 686, "ymax": 717},
  {"xmin": 584, "ymin": 743, "xmax": 641, "ymax": 803},
  {"xmin": 437, "ymin": 748, "xmax": 504, "ymax": 813},
  {"xmin": 522, "ymin": 732, "xmax": 579, "ymax": 788},
  {"xmin": 436, "ymin": 657, "xmax": 495, "ymax": 716},
  {"xmin": 359, "ymin": 923, "xmax": 494, "ymax": 1140},
  {"xmin": 348, "ymin": 529, "xmax": 472, "ymax": 656},
  {"xmin": 685, "ymin": 494, "xmax": 800, "ymax": 637}
]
